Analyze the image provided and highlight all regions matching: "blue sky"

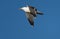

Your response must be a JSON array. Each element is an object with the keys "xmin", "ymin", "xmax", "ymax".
[{"xmin": 0, "ymin": 0, "xmax": 60, "ymax": 39}]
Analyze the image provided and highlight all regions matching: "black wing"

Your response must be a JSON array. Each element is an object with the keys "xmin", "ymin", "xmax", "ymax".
[{"xmin": 26, "ymin": 12, "xmax": 34, "ymax": 26}]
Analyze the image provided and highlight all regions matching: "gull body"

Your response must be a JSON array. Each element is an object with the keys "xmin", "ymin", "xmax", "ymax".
[{"xmin": 20, "ymin": 6, "xmax": 43, "ymax": 26}]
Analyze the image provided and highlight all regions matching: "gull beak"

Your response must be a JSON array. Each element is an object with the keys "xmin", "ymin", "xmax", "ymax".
[{"xmin": 20, "ymin": 8, "xmax": 22, "ymax": 10}]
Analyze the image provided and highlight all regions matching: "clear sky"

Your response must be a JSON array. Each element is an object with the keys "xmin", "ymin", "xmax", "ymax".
[{"xmin": 0, "ymin": 0, "xmax": 60, "ymax": 39}]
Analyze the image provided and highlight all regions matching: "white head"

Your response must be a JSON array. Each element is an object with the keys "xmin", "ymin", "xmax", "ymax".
[{"xmin": 20, "ymin": 6, "xmax": 30, "ymax": 12}]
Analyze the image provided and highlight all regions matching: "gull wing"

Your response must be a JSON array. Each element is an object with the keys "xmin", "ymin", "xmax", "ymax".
[
  {"xmin": 26, "ymin": 12, "xmax": 34, "ymax": 26},
  {"xmin": 37, "ymin": 11, "xmax": 43, "ymax": 15}
]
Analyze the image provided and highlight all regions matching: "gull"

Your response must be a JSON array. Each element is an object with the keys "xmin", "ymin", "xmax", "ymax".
[{"xmin": 20, "ymin": 5, "xmax": 43, "ymax": 27}]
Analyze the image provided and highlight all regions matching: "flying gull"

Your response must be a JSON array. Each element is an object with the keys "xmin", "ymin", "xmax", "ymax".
[{"xmin": 20, "ymin": 5, "xmax": 43, "ymax": 26}]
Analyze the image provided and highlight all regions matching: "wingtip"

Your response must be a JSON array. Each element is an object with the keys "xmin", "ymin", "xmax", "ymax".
[
  {"xmin": 30, "ymin": 23, "xmax": 34, "ymax": 27},
  {"xmin": 37, "ymin": 13, "xmax": 44, "ymax": 15},
  {"xmin": 31, "ymin": 25, "xmax": 34, "ymax": 28}
]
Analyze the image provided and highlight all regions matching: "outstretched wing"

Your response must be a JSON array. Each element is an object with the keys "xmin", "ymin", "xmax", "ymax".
[
  {"xmin": 37, "ymin": 11, "xmax": 43, "ymax": 15},
  {"xmin": 26, "ymin": 12, "xmax": 34, "ymax": 26}
]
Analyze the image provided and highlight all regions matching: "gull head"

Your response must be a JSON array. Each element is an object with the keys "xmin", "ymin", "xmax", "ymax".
[
  {"xmin": 20, "ymin": 6, "xmax": 30, "ymax": 12},
  {"xmin": 20, "ymin": 7, "xmax": 26, "ymax": 10}
]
